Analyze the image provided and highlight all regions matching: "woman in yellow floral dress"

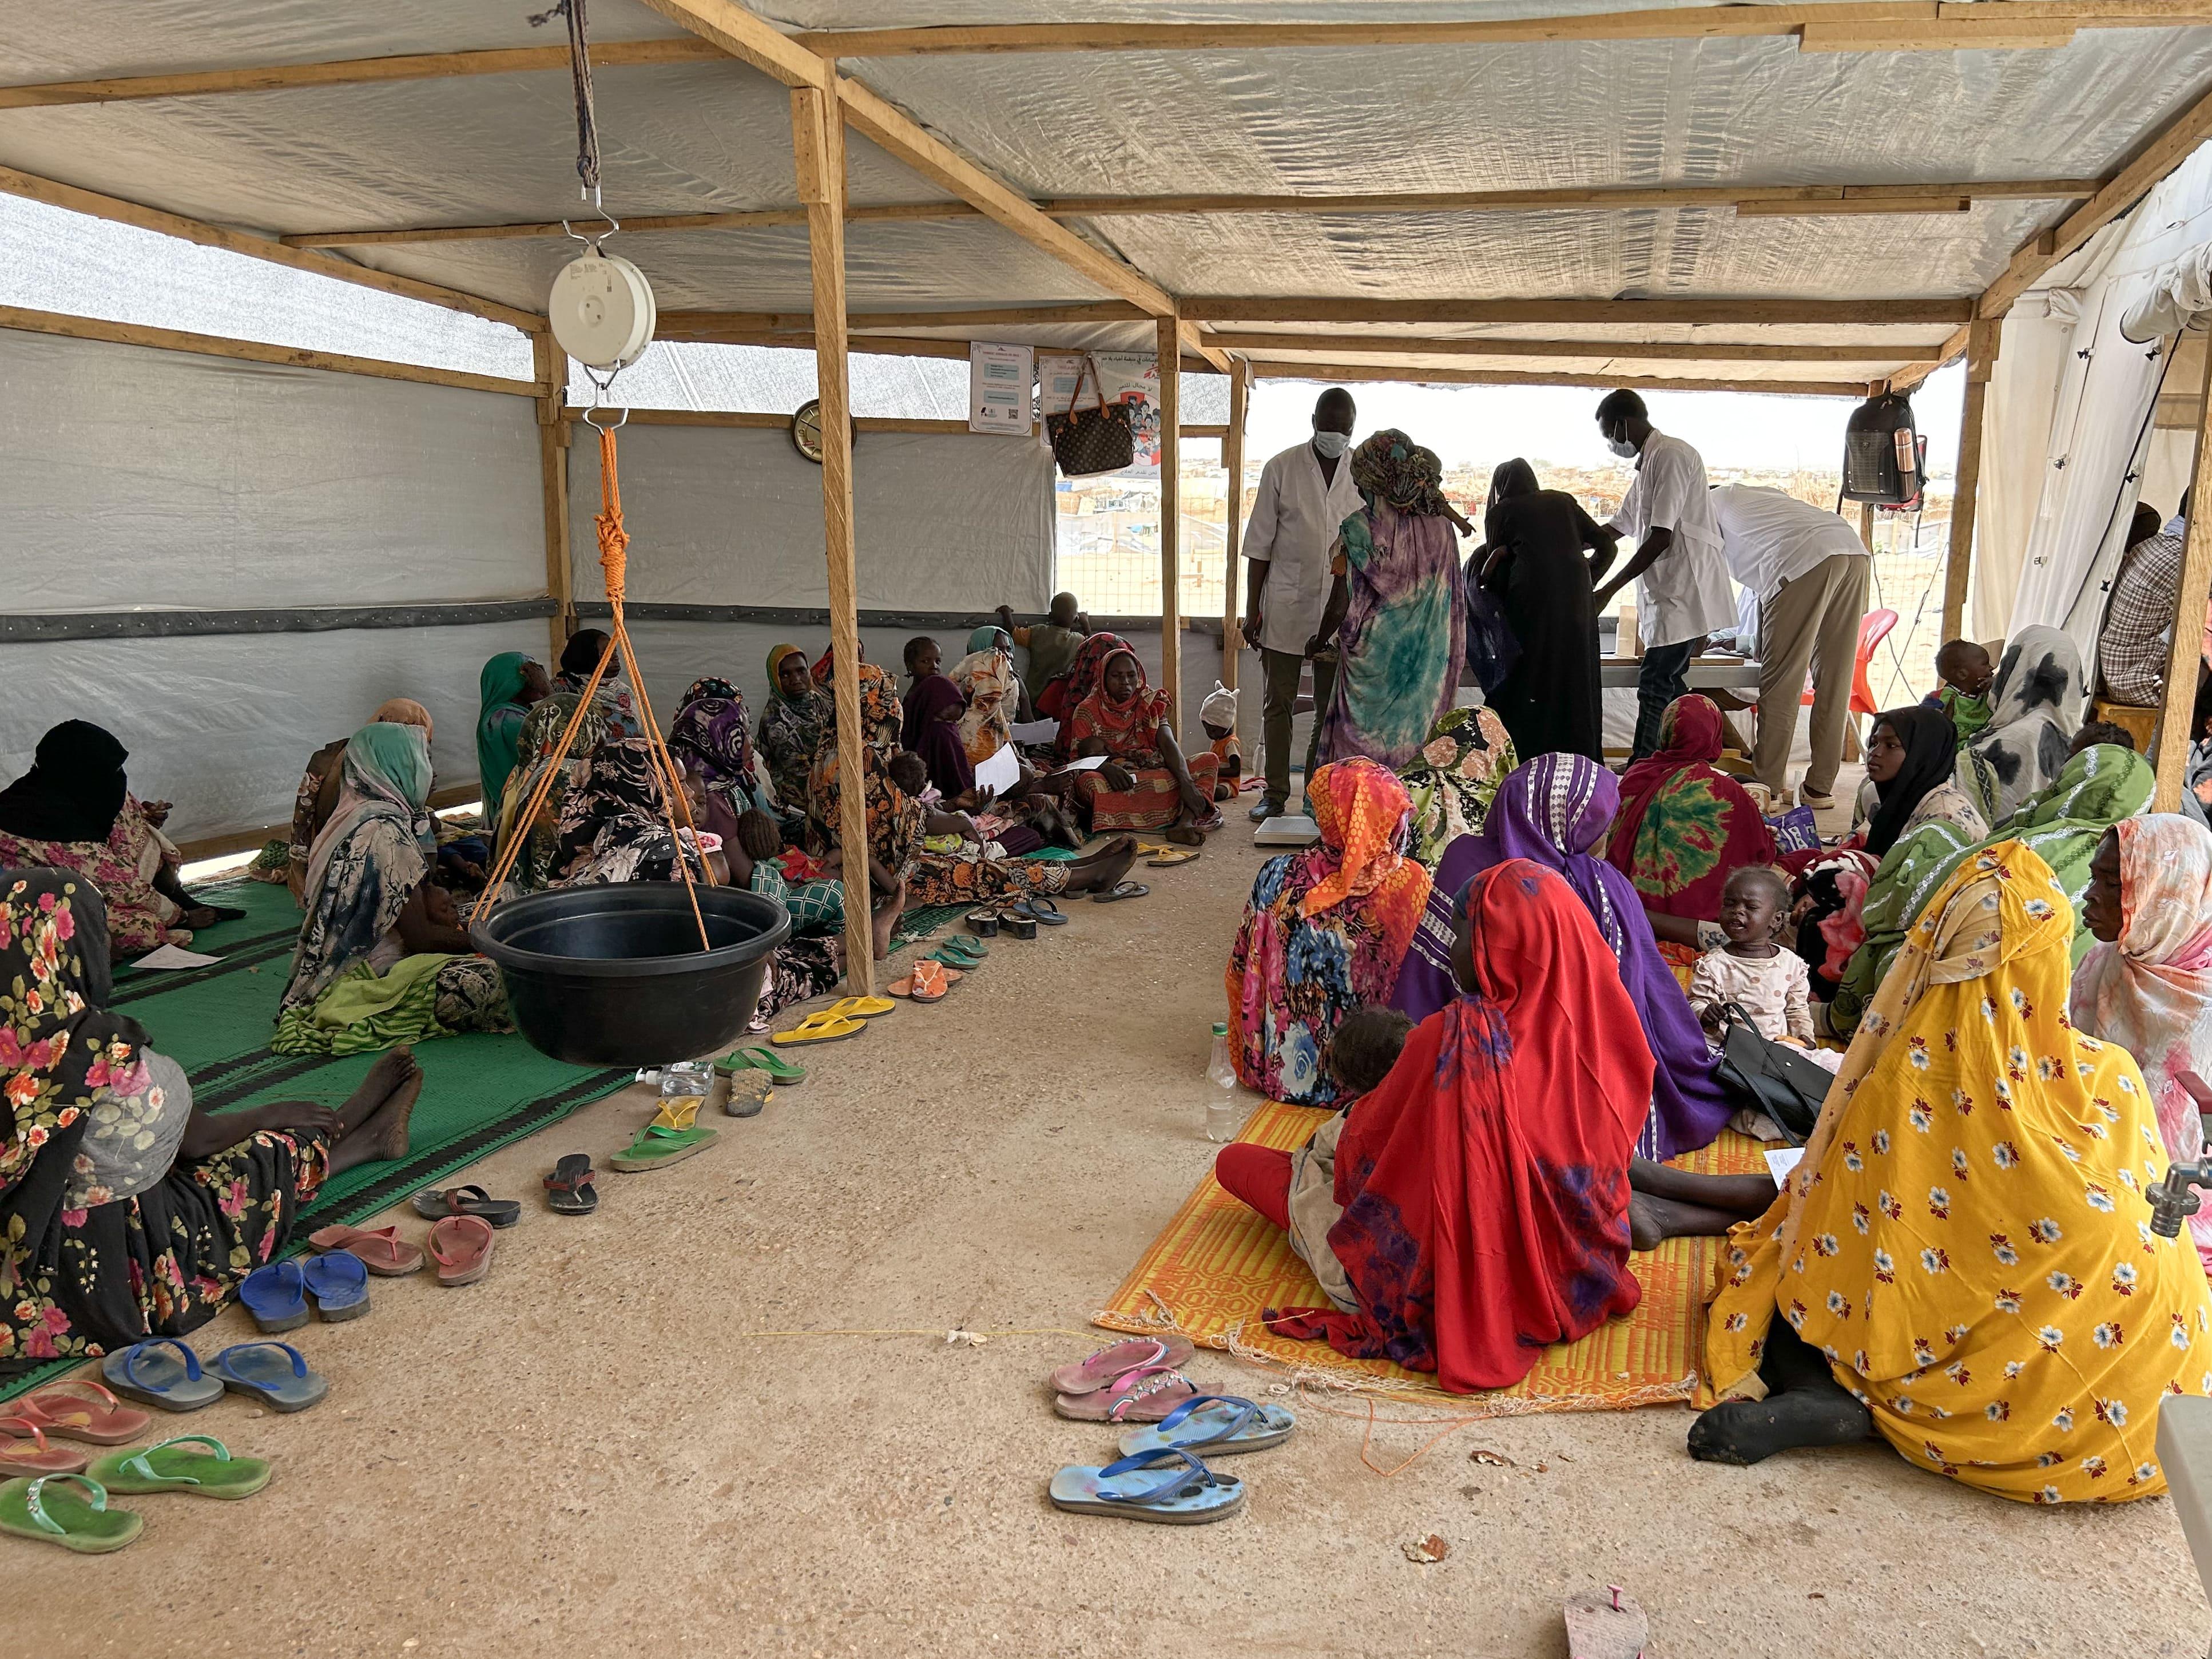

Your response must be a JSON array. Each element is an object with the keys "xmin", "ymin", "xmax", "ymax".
[{"xmin": 1694, "ymin": 842, "xmax": 2212, "ymax": 1502}]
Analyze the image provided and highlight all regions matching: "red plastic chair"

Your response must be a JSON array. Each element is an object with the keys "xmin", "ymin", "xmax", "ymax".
[{"xmin": 1802, "ymin": 606, "xmax": 1898, "ymax": 720}]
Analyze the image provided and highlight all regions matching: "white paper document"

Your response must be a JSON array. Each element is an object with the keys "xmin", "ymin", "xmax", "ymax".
[
  {"xmin": 1764, "ymin": 1146, "xmax": 1805, "ymax": 1188},
  {"xmin": 1056, "ymin": 755, "xmax": 1110, "ymax": 773},
  {"xmin": 974, "ymin": 743, "xmax": 1022, "ymax": 794},
  {"xmin": 133, "ymin": 943, "xmax": 223, "ymax": 969},
  {"xmin": 1010, "ymin": 719, "xmax": 1059, "ymax": 744}
]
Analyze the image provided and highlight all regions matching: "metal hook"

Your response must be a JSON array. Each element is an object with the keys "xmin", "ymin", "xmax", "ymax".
[
  {"xmin": 560, "ymin": 207, "xmax": 621, "ymax": 251},
  {"xmin": 582, "ymin": 404, "xmax": 628, "ymax": 431}
]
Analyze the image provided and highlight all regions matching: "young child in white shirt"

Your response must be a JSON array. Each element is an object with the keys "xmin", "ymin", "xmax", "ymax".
[{"xmin": 1690, "ymin": 865, "xmax": 1814, "ymax": 1047}]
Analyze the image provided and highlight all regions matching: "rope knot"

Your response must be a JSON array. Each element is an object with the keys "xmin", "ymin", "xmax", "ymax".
[{"xmin": 595, "ymin": 424, "xmax": 628, "ymax": 603}]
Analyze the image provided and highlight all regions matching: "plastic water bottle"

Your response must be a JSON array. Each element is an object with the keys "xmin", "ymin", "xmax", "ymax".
[{"xmin": 1204, "ymin": 1022, "xmax": 1243, "ymax": 1143}]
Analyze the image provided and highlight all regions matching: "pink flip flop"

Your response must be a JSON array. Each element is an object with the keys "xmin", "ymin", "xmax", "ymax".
[
  {"xmin": 427, "ymin": 1215, "xmax": 495, "ymax": 1287},
  {"xmin": 7, "ymin": 1380, "xmax": 152, "ymax": 1446},
  {"xmin": 308, "ymin": 1223, "xmax": 426, "ymax": 1277},
  {"xmin": 1048, "ymin": 1336, "xmax": 1196, "ymax": 1397},
  {"xmin": 1053, "ymin": 1364, "xmax": 1206, "ymax": 1424},
  {"xmin": 0, "ymin": 1418, "xmax": 90, "ymax": 1478}
]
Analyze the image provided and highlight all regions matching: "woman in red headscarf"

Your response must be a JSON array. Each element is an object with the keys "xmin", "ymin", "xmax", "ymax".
[
  {"xmin": 1261, "ymin": 859, "xmax": 1654, "ymax": 1391},
  {"xmin": 1605, "ymin": 693, "xmax": 1776, "ymax": 947},
  {"xmin": 1063, "ymin": 646, "xmax": 1220, "ymax": 842}
]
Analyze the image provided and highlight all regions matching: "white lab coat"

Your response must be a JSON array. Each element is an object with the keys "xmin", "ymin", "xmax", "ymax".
[
  {"xmin": 1607, "ymin": 431, "xmax": 1736, "ymax": 649},
  {"xmin": 1244, "ymin": 440, "xmax": 1365, "ymax": 656}
]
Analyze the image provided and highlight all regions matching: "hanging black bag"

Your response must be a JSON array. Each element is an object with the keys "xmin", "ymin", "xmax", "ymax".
[
  {"xmin": 1711, "ymin": 1001, "xmax": 1833, "ymax": 1145},
  {"xmin": 1046, "ymin": 354, "xmax": 1137, "ymax": 478},
  {"xmin": 1841, "ymin": 392, "xmax": 1920, "ymax": 505}
]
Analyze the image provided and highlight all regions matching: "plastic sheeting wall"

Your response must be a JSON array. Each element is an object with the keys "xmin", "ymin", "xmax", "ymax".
[
  {"xmin": 566, "ymin": 424, "xmax": 1055, "ymax": 612},
  {"xmin": 0, "ymin": 332, "xmax": 548, "ymax": 838}
]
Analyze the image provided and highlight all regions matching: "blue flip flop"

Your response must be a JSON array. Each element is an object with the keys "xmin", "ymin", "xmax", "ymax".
[
  {"xmin": 1116, "ymin": 1395, "xmax": 1297, "ymax": 1459},
  {"xmin": 237, "ymin": 1259, "xmax": 309, "ymax": 1333},
  {"xmin": 1047, "ymin": 1447, "xmax": 1246, "ymax": 1525},
  {"xmin": 1019, "ymin": 897, "xmax": 1069, "ymax": 926},
  {"xmin": 299, "ymin": 1251, "xmax": 370, "ymax": 1321},
  {"xmin": 100, "ymin": 1339, "xmax": 223, "ymax": 1414},
  {"xmin": 212, "ymin": 1342, "xmax": 328, "ymax": 1414}
]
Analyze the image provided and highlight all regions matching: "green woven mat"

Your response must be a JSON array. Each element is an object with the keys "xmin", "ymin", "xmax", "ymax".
[{"xmin": 0, "ymin": 878, "xmax": 632, "ymax": 1402}]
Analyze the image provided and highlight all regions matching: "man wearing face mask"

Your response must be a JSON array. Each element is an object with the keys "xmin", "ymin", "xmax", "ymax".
[
  {"xmin": 1243, "ymin": 387, "xmax": 1363, "ymax": 820},
  {"xmin": 1591, "ymin": 389, "xmax": 1736, "ymax": 761}
]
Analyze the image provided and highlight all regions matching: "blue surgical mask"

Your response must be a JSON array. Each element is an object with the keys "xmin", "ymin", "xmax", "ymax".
[{"xmin": 1312, "ymin": 430, "xmax": 1351, "ymax": 458}]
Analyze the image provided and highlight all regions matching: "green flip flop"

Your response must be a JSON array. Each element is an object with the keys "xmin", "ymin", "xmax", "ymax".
[
  {"xmin": 929, "ymin": 944, "xmax": 984, "ymax": 971},
  {"xmin": 714, "ymin": 1046, "xmax": 806, "ymax": 1085},
  {"xmin": 0, "ymin": 1473, "xmax": 142, "ymax": 1553},
  {"xmin": 946, "ymin": 934, "xmax": 991, "ymax": 958},
  {"xmin": 88, "ymin": 1435, "xmax": 272, "ymax": 1500},
  {"xmin": 610, "ymin": 1097, "xmax": 721, "ymax": 1173}
]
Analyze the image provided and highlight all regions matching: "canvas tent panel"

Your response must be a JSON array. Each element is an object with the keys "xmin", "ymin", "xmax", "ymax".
[
  {"xmin": 565, "ymin": 423, "xmax": 1055, "ymax": 613},
  {"xmin": 1973, "ymin": 307, "xmax": 2074, "ymax": 642},
  {"xmin": 0, "ymin": 622, "xmax": 543, "ymax": 841},
  {"xmin": 0, "ymin": 330, "xmax": 543, "ymax": 614}
]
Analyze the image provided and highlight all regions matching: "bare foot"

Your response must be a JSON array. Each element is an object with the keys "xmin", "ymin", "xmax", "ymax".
[
  {"xmin": 1079, "ymin": 835, "xmax": 1139, "ymax": 892},
  {"xmin": 1163, "ymin": 823, "xmax": 1204, "ymax": 846},
  {"xmin": 870, "ymin": 879, "xmax": 905, "ymax": 961},
  {"xmin": 339, "ymin": 1048, "xmax": 421, "ymax": 1136},
  {"xmin": 1627, "ymin": 1190, "xmax": 1744, "ymax": 1248},
  {"xmin": 328, "ymin": 1053, "xmax": 423, "ymax": 1174}
]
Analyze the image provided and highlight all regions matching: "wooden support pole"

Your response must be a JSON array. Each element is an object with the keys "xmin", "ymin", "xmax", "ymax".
[
  {"xmin": 2154, "ymin": 369, "xmax": 2212, "ymax": 812},
  {"xmin": 793, "ymin": 84, "xmax": 873, "ymax": 994},
  {"xmin": 1942, "ymin": 320, "xmax": 1999, "ymax": 641},
  {"xmin": 1221, "ymin": 360, "xmax": 1250, "ymax": 693},
  {"xmin": 532, "ymin": 335, "xmax": 574, "ymax": 660},
  {"xmin": 1158, "ymin": 315, "xmax": 1184, "ymax": 735},
  {"xmin": 1858, "ymin": 499, "xmax": 1876, "ymax": 550}
]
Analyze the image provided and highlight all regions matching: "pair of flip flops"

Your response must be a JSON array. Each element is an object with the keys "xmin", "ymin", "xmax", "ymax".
[
  {"xmin": 308, "ymin": 1224, "xmax": 424, "ymax": 1276},
  {"xmin": 239, "ymin": 1254, "xmax": 369, "ymax": 1331},
  {"xmin": 0, "ymin": 1436, "xmax": 274, "ymax": 1554},
  {"xmin": 611, "ymin": 1092, "xmax": 718, "ymax": 1173},
  {"xmin": 411, "ymin": 1184, "xmax": 521, "ymax": 1228},
  {"xmin": 101, "ymin": 1337, "xmax": 328, "ymax": 1414},
  {"xmin": 891, "ymin": 959, "xmax": 961, "ymax": 1002},
  {"xmin": 770, "ymin": 994, "xmax": 895, "ymax": 1047}
]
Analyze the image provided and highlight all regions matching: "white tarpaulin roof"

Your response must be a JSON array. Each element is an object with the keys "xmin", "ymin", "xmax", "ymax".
[{"xmin": 7, "ymin": 2, "xmax": 2212, "ymax": 386}]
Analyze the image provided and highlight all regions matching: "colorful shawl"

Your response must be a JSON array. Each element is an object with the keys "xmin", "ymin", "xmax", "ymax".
[
  {"xmin": 283, "ymin": 723, "xmax": 436, "ymax": 1008},
  {"xmin": 1398, "ymin": 705, "xmax": 1517, "ymax": 867},
  {"xmin": 950, "ymin": 648, "xmax": 1019, "ymax": 764},
  {"xmin": 1063, "ymin": 647, "xmax": 1169, "ymax": 765},
  {"xmin": 760, "ymin": 645, "xmax": 833, "ymax": 812},
  {"xmin": 1347, "ymin": 427, "xmax": 1464, "ymax": 525},
  {"xmin": 903, "ymin": 673, "xmax": 976, "ymax": 799},
  {"xmin": 1710, "ymin": 843, "xmax": 2212, "ymax": 1503},
  {"xmin": 1319, "ymin": 485, "xmax": 1470, "ymax": 771},
  {"xmin": 1832, "ymin": 742, "xmax": 2153, "ymax": 1036},
  {"xmin": 1225, "ymin": 760, "xmax": 1432, "ymax": 1107},
  {"xmin": 1391, "ymin": 752, "xmax": 1734, "ymax": 1161},
  {"xmin": 1605, "ymin": 694, "xmax": 1776, "ymax": 922},
  {"xmin": 808, "ymin": 664, "xmax": 920, "ymax": 875},
  {"xmin": 497, "ymin": 691, "xmax": 619, "ymax": 893},
  {"xmin": 1957, "ymin": 624, "xmax": 2084, "ymax": 825},
  {"xmin": 475, "ymin": 652, "xmax": 535, "ymax": 828},
  {"xmin": 2071, "ymin": 813, "xmax": 2212, "ymax": 1267},
  {"xmin": 555, "ymin": 738, "xmax": 693, "ymax": 887},
  {"xmin": 1267, "ymin": 861, "xmax": 1650, "ymax": 1391},
  {"xmin": 668, "ymin": 677, "xmax": 760, "ymax": 808},
  {"xmin": 1050, "ymin": 633, "xmax": 1135, "ymax": 755}
]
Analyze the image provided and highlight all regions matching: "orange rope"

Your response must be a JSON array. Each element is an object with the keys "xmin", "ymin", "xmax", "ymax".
[{"xmin": 468, "ymin": 422, "xmax": 713, "ymax": 952}]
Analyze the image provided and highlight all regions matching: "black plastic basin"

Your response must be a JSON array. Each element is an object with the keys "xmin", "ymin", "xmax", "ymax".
[{"xmin": 471, "ymin": 884, "xmax": 793, "ymax": 1067}]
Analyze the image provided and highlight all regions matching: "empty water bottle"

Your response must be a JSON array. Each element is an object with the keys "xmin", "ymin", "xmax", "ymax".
[{"xmin": 1204, "ymin": 1022, "xmax": 1243, "ymax": 1142}]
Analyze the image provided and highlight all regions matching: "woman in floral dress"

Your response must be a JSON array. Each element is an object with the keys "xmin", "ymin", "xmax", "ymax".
[
  {"xmin": 1226, "ymin": 758, "xmax": 1431, "ymax": 1106},
  {"xmin": 0, "ymin": 871, "xmax": 421, "ymax": 1366}
]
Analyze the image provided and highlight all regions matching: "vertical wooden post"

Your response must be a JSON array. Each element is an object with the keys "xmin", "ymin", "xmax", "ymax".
[
  {"xmin": 1221, "ymin": 359, "xmax": 1249, "ymax": 693},
  {"xmin": 1157, "ymin": 314, "xmax": 1182, "ymax": 733},
  {"xmin": 532, "ymin": 334, "xmax": 573, "ymax": 660},
  {"xmin": 793, "ymin": 82, "xmax": 873, "ymax": 993},
  {"xmin": 2153, "ymin": 370, "xmax": 2212, "ymax": 812},
  {"xmin": 1940, "ymin": 320, "xmax": 1999, "ymax": 642},
  {"xmin": 1857, "ymin": 499, "xmax": 1875, "ymax": 551}
]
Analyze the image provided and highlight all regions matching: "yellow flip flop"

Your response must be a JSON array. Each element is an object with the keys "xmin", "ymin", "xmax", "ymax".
[
  {"xmin": 824, "ymin": 996, "xmax": 896, "ymax": 1020},
  {"xmin": 770, "ymin": 1011, "xmax": 868, "ymax": 1047},
  {"xmin": 1146, "ymin": 848, "xmax": 1201, "ymax": 868}
]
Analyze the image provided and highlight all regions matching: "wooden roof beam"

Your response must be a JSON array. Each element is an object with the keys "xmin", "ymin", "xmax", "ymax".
[
  {"xmin": 1186, "ymin": 297, "xmax": 1977, "ymax": 326},
  {"xmin": 787, "ymin": 2, "xmax": 2212, "ymax": 54},
  {"xmin": 1202, "ymin": 331, "xmax": 1949, "ymax": 363},
  {"xmin": 1249, "ymin": 360, "xmax": 1872, "ymax": 396},
  {"xmin": 279, "ymin": 178, "xmax": 2100, "ymax": 248},
  {"xmin": 1885, "ymin": 323, "xmax": 1975, "ymax": 391},
  {"xmin": 0, "ymin": 162, "xmax": 542, "ymax": 333},
  {"xmin": 656, "ymin": 302, "xmax": 1150, "ymax": 336}
]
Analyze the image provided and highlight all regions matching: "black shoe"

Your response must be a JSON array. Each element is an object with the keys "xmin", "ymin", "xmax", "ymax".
[{"xmin": 1248, "ymin": 796, "xmax": 1285, "ymax": 823}]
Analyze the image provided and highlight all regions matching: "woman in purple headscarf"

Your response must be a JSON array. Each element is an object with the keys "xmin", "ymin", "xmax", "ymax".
[
  {"xmin": 668, "ymin": 677, "xmax": 777, "ymax": 828},
  {"xmin": 1390, "ymin": 751, "xmax": 1733, "ymax": 1160}
]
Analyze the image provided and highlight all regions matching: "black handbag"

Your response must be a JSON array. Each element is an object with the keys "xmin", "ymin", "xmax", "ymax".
[
  {"xmin": 1046, "ymin": 354, "xmax": 1136, "ymax": 478},
  {"xmin": 1711, "ymin": 1001, "xmax": 1833, "ymax": 1146}
]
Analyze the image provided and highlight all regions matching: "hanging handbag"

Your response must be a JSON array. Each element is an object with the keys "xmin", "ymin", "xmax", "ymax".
[
  {"xmin": 1463, "ymin": 582, "xmax": 1523, "ymax": 696},
  {"xmin": 1711, "ymin": 1001, "xmax": 1833, "ymax": 1146},
  {"xmin": 1046, "ymin": 354, "xmax": 1136, "ymax": 478}
]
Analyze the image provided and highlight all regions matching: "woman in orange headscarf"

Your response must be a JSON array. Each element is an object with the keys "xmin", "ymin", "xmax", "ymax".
[
  {"xmin": 1225, "ymin": 757, "xmax": 1432, "ymax": 1106},
  {"xmin": 1064, "ymin": 646, "xmax": 1220, "ymax": 843}
]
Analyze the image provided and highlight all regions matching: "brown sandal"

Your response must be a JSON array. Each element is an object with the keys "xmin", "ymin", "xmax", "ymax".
[{"xmin": 427, "ymin": 1215, "xmax": 496, "ymax": 1287}]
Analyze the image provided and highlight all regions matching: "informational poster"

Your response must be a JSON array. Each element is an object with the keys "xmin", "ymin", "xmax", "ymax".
[
  {"xmin": 967, "ymin": 341, "xmax": 1034, "ymax": 435},
  {"xmin": 1036, "ymin": 350, "xmax": 1161, "ymax": 472}
]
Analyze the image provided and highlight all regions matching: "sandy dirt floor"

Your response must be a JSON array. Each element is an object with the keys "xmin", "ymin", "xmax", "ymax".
[{"xmin": 23, "ymin": 814, "xmax": 2212, "ymax": 1658}]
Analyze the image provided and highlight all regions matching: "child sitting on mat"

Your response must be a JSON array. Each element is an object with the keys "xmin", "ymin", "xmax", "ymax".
[
  {"xmin": 1199, "ymin": 682, "xmax": 1242, "ymax": 802},
  {"xmin": 1213, "ymin": 1005, "xmax": 1414, "ymax": 1312},
  {"xmin": 1688, "ymin": 866, "xmax": 1813, "ymax": 1049}
]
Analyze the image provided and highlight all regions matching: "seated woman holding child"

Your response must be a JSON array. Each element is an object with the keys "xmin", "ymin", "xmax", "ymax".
[
  {"xmin": 0, "ymin": 720, "xmax": 238, "ymax": 961},
  {"xmin": 1065, "ymin": 646, "xmax": 1220, "ymax": 845},
  {"xmin": 0, "ymin": 871, "xmax": 426, "ymax": 1364},
  {"xmin": 1674, "ymin": 844, "xmax": 2212, "ymax": 1503},
  {"xmin": 1605, "ymin": 694, "xmax": 1774, "ymax": 951},
  {"xmin": 1228, "ymin": 862, "xmax": 1657, "ymax": 1394},
  {"xmin": 275, "ymin": 723, "xmax": 511, "ymax": 1055},
  {"xmin": 1227, "ymin": 759, "xmax": 1430, "ymax": 1107}
]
